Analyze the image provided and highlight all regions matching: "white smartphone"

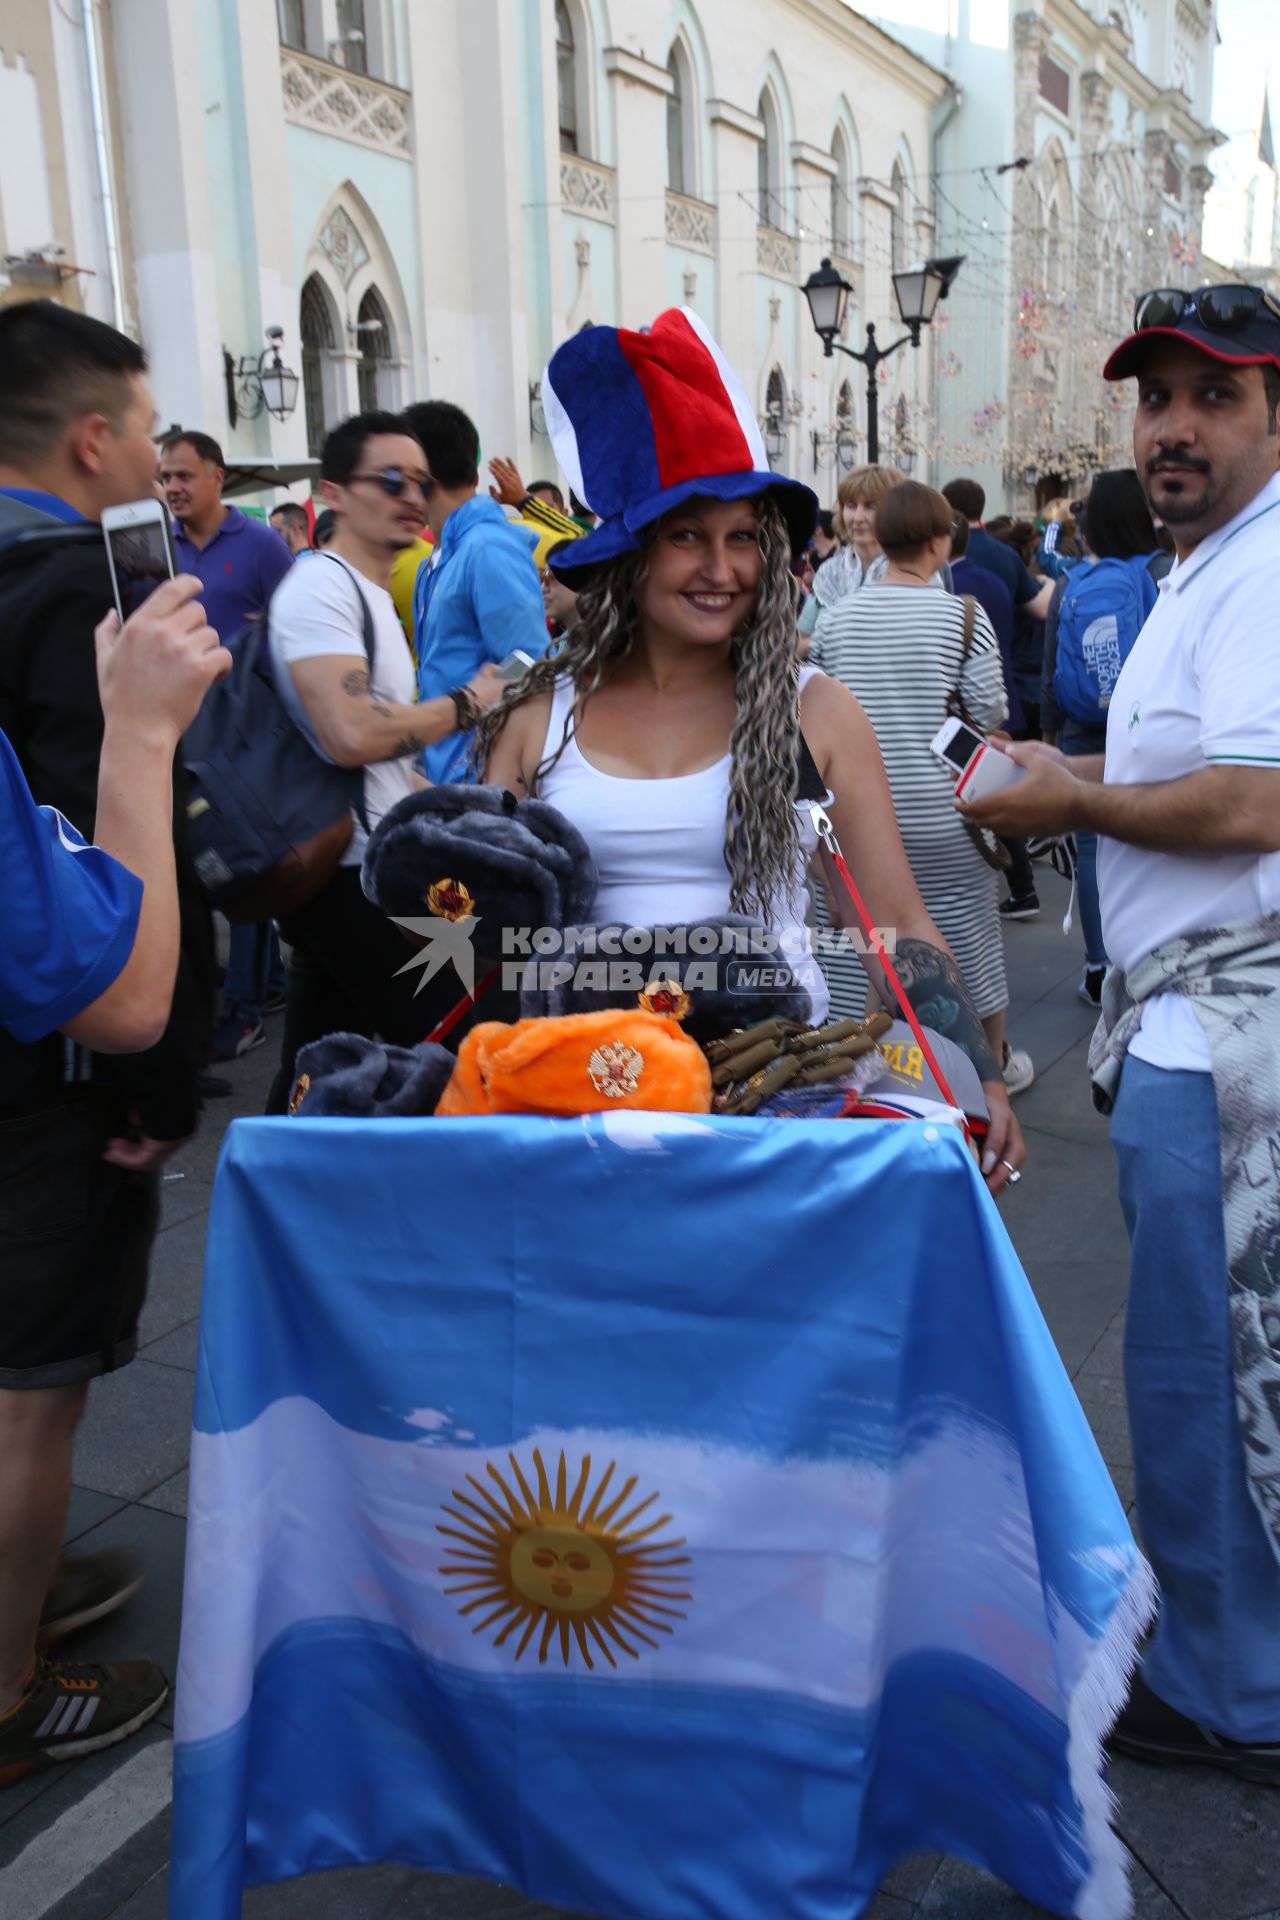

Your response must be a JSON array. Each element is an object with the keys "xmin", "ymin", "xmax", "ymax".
[
  {"xmin": 930, "ymin": 716, "xmax": 1027, "ymax": 802},
  {"xmin": 101, "ymin": 498, "xmax": 177, "ymax": 622},
  {"xmin": 498, "ymin": 649, "xmax": 535, "ymax": 682}
]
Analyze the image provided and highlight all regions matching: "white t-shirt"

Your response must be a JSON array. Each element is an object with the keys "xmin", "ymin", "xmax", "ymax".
[
  {"xmin": 1099, "ymin": 472, "xmax": 1280, "ymax": 1071},
  {"xmin": 268, "ymin": 552, "xmax": 417, "ymax": 866}
]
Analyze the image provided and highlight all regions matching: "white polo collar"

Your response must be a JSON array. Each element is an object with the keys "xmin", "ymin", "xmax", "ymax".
[{"xmin": 1164, "ymin": 470, "xmax": 1280, "ymax": 595}]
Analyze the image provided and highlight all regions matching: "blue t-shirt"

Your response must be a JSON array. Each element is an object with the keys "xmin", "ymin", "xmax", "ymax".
[
  {"xmin": 0, "ymin": 729, "xmax": 142, "ymax": 1043},
  {"xmin": 967, "ymin": 527, "xmax": 1041, "ymax": 609},
  {"xmin": 413, "ymin": 495, "xmax": 549, "ymax": 782},
  {"xmin": 172, "ymin": 506, "xmax": 293, "ymax": 641}
]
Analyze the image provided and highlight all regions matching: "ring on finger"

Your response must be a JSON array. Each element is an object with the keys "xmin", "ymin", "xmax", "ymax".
[{"xmin": 999, "ymin": 1158, "xmax": 1022, "ymax": 1185}]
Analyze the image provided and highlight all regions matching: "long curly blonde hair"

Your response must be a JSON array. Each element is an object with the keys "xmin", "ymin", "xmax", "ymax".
[{"xmin": 473, "ymin": 495, "xmax": 804, "ymax": 920}]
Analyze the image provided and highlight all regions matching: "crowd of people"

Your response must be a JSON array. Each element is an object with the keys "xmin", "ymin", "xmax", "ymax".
[{"xmin": 1, "ymin": 275, "xmax": 1278, "ymax": 1817}]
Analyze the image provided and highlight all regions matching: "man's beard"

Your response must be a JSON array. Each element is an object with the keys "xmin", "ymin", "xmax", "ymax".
[{"xmin": 1144, "ymin": 457, "xmax": 1218, "ymax": 527}]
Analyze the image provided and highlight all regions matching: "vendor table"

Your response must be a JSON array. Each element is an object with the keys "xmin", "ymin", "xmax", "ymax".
[{"xmin": 170, "ymin": 1112, "xmax": 1150, "ymax": 1920}]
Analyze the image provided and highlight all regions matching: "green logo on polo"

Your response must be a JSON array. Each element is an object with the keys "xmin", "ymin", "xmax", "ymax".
[{"xmin": 1128, "ymin": 701, "xmax": 1141, "ymax": 733}]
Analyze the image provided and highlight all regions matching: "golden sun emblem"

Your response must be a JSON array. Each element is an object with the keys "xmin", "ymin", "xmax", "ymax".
[
  {"xmin": 438, "ymin": 1448, "xmax": 691, "ymax": 1670},
  {"xmin": 426, "ymin": 877, "xmax": 474, "ymax": 921},
  {"xmin": 587, "ymin": 1041, "xmax": 644, "ymax": 1099}
]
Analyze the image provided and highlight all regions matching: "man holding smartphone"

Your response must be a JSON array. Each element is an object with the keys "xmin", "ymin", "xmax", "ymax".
[{"xmin": 0, "ymin": 300, "xmax": 218, "ymax": 1674}]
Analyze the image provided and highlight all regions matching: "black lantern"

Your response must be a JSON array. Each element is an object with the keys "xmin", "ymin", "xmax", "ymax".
[
  {"xmin": 800, "ymin": 258, "xmax": 853, "ymax": 354},
  {"xmin": 224, "ymin": 326, "xmax": 301, "ymax": 429}
]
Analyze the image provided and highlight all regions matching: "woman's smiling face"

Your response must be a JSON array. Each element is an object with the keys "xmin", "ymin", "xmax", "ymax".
[{"xmin": 635, "ymin": 497, "xmax": 764, "ymax": 646}]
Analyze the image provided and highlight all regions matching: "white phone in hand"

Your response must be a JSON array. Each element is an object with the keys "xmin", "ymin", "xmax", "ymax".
[
  {"xmin": 101, "ymin": 498, "xmax": 177, "ymax": 622},
  {"xmin": 930, "ymin": 716, "xmax": 1027, "ymax": 802}
]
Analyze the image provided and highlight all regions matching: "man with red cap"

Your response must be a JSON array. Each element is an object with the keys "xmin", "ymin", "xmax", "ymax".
[{"xmin": 961, "ymin": 285, "xmax": 1280, "ymax": 1783}]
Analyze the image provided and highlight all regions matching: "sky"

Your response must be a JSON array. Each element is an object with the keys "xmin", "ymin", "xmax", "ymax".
[{"xmin": 1211, "ymin": 0, "xmax": 1275, "ymax": 159}]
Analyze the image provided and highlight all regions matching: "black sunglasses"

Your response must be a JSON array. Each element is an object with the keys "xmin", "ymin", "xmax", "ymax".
[
  {"xmin": 1133, "ymin": 284, "xmax": 1280, "ymax": 335},
  {"xmin": 349, "ymin": 467, "xmax": 431, "ymax": 499}
]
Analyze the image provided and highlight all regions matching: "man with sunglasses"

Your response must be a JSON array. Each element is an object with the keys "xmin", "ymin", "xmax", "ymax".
[
  {"xmin": 263, "ymin": 412, "xmax": 503, "ymax": 1111},
  {"xmin": 961, "ymin": 284, "xmax": 1280, "ymax": 1784}
]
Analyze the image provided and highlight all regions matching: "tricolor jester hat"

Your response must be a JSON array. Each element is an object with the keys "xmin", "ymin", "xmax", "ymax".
[{"xmin": 543, "ymin": 306, "xmax": 818, "ymax": 579}]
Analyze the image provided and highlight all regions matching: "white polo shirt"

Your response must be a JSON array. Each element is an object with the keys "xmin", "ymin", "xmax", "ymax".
[{"xmin": 1098, "ymin": 470, "xmax": 1280, "ymax": 1071}]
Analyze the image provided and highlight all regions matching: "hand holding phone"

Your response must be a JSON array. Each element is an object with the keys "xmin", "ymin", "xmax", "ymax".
[
  {"xmin": 498, "ymin": 649, "xmax": 535, "ymax": 683},
  {"xmin": 930, "ymin": 716, "xmax": 1028, "ymax": 802},
  {"xmin": 101, "ymin": 498, "xmax": 178, "ymax": 622}
]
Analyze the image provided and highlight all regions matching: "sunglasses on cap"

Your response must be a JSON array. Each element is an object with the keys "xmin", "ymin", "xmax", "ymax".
[
  {"xmin": 1133, "ymin": 284, "xmax": 1280, "ymax": 336},
  {"xmin": 348, "ymin": 466, "xmax": 432, "ymax": 499}
]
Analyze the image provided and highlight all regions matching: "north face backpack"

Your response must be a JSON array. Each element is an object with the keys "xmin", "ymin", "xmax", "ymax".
[
  {"xmin": 181, "ymin": 554, "xmax": 373, "ymax": 922},
  {"xmin": 1051, "ymin": 554, "xmax": 1160, "ymax": 725}
]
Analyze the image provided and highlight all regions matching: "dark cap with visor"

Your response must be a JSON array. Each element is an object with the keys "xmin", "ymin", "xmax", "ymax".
[{"xmin": 1104, "ymin": 283, "xmax": 1280, "ymax": 380}]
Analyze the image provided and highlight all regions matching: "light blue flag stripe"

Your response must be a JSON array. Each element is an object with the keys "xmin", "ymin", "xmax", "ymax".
[{"xmin": 171, "ymin": 1113, "xmax": 1151, "ymax": 1920}]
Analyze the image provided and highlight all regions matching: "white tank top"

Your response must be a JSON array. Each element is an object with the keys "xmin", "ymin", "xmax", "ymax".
[{"xmin": 535, "ymin": 666, "xmax": 829, "ymax": 1022}]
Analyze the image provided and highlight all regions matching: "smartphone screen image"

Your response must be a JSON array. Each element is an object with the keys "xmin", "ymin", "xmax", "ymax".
[
  {"xmin": 940, "ymin": 723, "xmax": 984, "ymax": 771},
  {"xmin": 105, "ymin": 516, "xmax": 176, "ymax": 620}
]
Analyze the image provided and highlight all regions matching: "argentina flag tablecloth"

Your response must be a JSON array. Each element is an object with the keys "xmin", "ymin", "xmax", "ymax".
[{"xmin": 170, "ymin": 1113, "xmax": 1153, "ymax": 1920}]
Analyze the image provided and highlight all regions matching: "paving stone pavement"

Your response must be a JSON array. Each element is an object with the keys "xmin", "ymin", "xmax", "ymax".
[{"xmin": 2, "ymin": 864, "xmax": 1276, "ymax": 1918}]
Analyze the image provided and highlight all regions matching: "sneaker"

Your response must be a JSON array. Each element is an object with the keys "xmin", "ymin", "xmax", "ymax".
[
  {"xmin": 1078, "ymin": 965, "xmax": 1105, "ymax": 1007},
  {"xmin": 0, "ymin": 1656, "xmax": 168, "ymax": 1785},
  {"xmin": 38, "ymin": 1549, "xmax": 143, "ymax": 1649},
  {"xmin": 1109, "ymin": 1673, "xmax": 1280, "ymax": 1787},
  {"xmin": 1025, "ymin": 834, "xmax": 1056, "ymax": 861},
  {"xmin": 998, "ymin": 892, "xmax": 1040, "ymax": 921},
  {"xmin": 261, "ymin": 990, "xmax": 289, "ymax": 1017},
  {"xmin": 212, "ymin": 1016, "xmax": 266, "ymax": 1062},
  {"xmin": 1002, "ymin": 1044, "xmax": 1035, "ymax": 1097}
]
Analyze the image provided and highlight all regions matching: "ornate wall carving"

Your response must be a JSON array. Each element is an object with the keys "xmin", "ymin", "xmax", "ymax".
[
  {"xmin": 280, "ymin": 49, "xmax": 410, "ymax": 157},
  {"xmin": 756, "ymin": 225, "xmax": 797, "ymax": 280},
  {"xmin": 665, "ymin": 191, "xmax": 715, "ymax": 254},
  {"xmin": 560, "ymin": 156, "xmax": 616, "ymax": 224}
]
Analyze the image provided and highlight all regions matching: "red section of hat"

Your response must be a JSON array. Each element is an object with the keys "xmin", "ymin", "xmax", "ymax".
[{"xmin": 616, "ymin": 310, "xmax": 755, "ymax": 487}]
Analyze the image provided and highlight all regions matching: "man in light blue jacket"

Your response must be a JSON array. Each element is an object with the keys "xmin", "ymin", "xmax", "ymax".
[{"xmin": 405, "ymin": 401, "xmax": 549, "ymax": 783}]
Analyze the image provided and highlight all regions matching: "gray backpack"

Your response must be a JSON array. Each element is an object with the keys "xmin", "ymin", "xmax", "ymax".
[{"xmin": 182, "ymin": 554, "xmax": 373, "ymax": 922}]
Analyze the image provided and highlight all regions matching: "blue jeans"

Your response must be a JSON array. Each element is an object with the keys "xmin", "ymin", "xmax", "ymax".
[
  {"xmin": 1059, "ymin": 720, "xmax": 1106, "ymax": 967},
  {"xmin": 1112, "ymin": 1059, "xmax": 1280, "ymax": 1740},
  {"xmin": 222, "ymin": 921, "xmax": 286, "ymax": 1027}
]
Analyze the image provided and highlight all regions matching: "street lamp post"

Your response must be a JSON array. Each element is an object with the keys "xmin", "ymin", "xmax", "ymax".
[{"xmin": 800, "ymin": 256, "xmax": 964, "ymax": 466}]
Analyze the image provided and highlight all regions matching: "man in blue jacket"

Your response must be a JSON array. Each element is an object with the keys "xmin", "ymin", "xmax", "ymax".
[{"xmin": 405, "ymin": 401, "xmax": 549, "ymax": 783}]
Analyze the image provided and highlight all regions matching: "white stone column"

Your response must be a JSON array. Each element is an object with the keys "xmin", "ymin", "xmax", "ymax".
[
  {"xmin": 606, "ymin": 47, "xmax": 671, "ymax": 328},
  {"xmin": 708, "ymin": 99, "xmax": 764, "ymax": 385},
  {"xmin": 108, "ymin": 0, "xmax": 222, "ymax": 431}
]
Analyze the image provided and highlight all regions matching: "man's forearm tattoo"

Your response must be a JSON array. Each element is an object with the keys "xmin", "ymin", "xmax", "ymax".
[
  {"xmin": 874, "ymin": 937, "xmax": 1001, "ymax": 1082},
  {"xmin": 341, "ymin": 666, "xmax": 394, "ymax": 722}
]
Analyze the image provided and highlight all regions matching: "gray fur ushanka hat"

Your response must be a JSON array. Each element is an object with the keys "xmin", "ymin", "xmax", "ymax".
[{"xmin": 361, "ymin": 785, "xmax": 598, "ymax": 963}]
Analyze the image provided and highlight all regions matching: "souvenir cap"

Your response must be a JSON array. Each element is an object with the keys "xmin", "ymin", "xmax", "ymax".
[{"xmin": 543, "ymin": 306, "xmax": 818, "ymax": 578}]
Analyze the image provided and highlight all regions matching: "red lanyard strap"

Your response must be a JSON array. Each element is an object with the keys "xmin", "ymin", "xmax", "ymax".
[
  {"xmin": 423, "ymin": 963, "xmax": 500, "ymax": 1046},
  {"xmin": 808, "ymin": 802, "xmax": 966, "ymax": 1120}
]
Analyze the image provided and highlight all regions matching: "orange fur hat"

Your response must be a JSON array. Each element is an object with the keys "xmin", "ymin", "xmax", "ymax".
[{"xmin": 437, "ymin": 1011, "xmax": 712, "ymax": 1117}]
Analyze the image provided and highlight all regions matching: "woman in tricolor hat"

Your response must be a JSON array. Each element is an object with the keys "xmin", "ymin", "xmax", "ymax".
[{"xmin": 478, "ymin": 307, "xmax": 1024, "ymax": 1192}]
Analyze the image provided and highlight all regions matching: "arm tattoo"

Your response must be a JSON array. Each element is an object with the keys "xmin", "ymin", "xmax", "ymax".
[
  {"xmin": 342, "ymin": 665, "xmax": 394, "ymax": 721},
  {"xmin": 875, "ymin": 937, "xmax": 1001, "ymax": 1083}
]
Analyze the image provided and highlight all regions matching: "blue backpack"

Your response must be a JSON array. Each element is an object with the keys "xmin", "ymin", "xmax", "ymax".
[
  {"xmin": 181, "ymin": 555, "xmax": 372, "ymax": 922},
  {"xmin": 1051, "ymin": 554, "xmax": 1160, "ymax": 725}
]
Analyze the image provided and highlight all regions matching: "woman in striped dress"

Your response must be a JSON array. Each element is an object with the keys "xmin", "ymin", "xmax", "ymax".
[{"xmin": 812, "ymin": 481, "xmax": 1017, "ymax": 1073}]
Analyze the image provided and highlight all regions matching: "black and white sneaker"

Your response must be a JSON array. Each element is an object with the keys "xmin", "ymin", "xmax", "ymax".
[
  {"xmin": 0, "ymin": 1656, "xmax": 168, "ymax": 1786},
  {"xmin": 998, "ymin": 891, "xmax": 1040, "ymax": 921},
  {"xmin": 1110, "ymin": 1674, "xmax": 1280, "ymax": 1787},
  {"xmin": 38, "ymin": 1548, "xmax": 143, "ymax": 1647}
]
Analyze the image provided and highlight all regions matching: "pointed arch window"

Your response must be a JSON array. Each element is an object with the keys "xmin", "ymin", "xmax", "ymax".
[
  {"xmin": 667, "ymin": 47, "xmax": 688, "ymax": 196},
  {"xmin": 758, "ymin": 92, "xmax": 784, "ymax": 230},
  {"xmin": 556, "ymin": 1, "xmax": 579, "ymax": 154},
  {"xmin": 831, "ymin": 128, "xmax": 853, "ymax": 256},
  {"xmin": 356, "ymin": 287, "xmax": 392, "ymax": 412},
  {"xmin": 278, "ymin": 0, "xmax": 305, "ymax": 49},
  {"xmin": 300, "ymin": 275, "xmax": 335, "ymax": 459},
  {"xmin": 890, "ymin": 161, "xmax": 907, "ymax": 272}
]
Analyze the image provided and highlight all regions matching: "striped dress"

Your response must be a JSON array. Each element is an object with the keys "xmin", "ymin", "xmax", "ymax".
[{"xmin": 810, "ymin": 583, "xmax": 1010, "ymax": 1020}]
